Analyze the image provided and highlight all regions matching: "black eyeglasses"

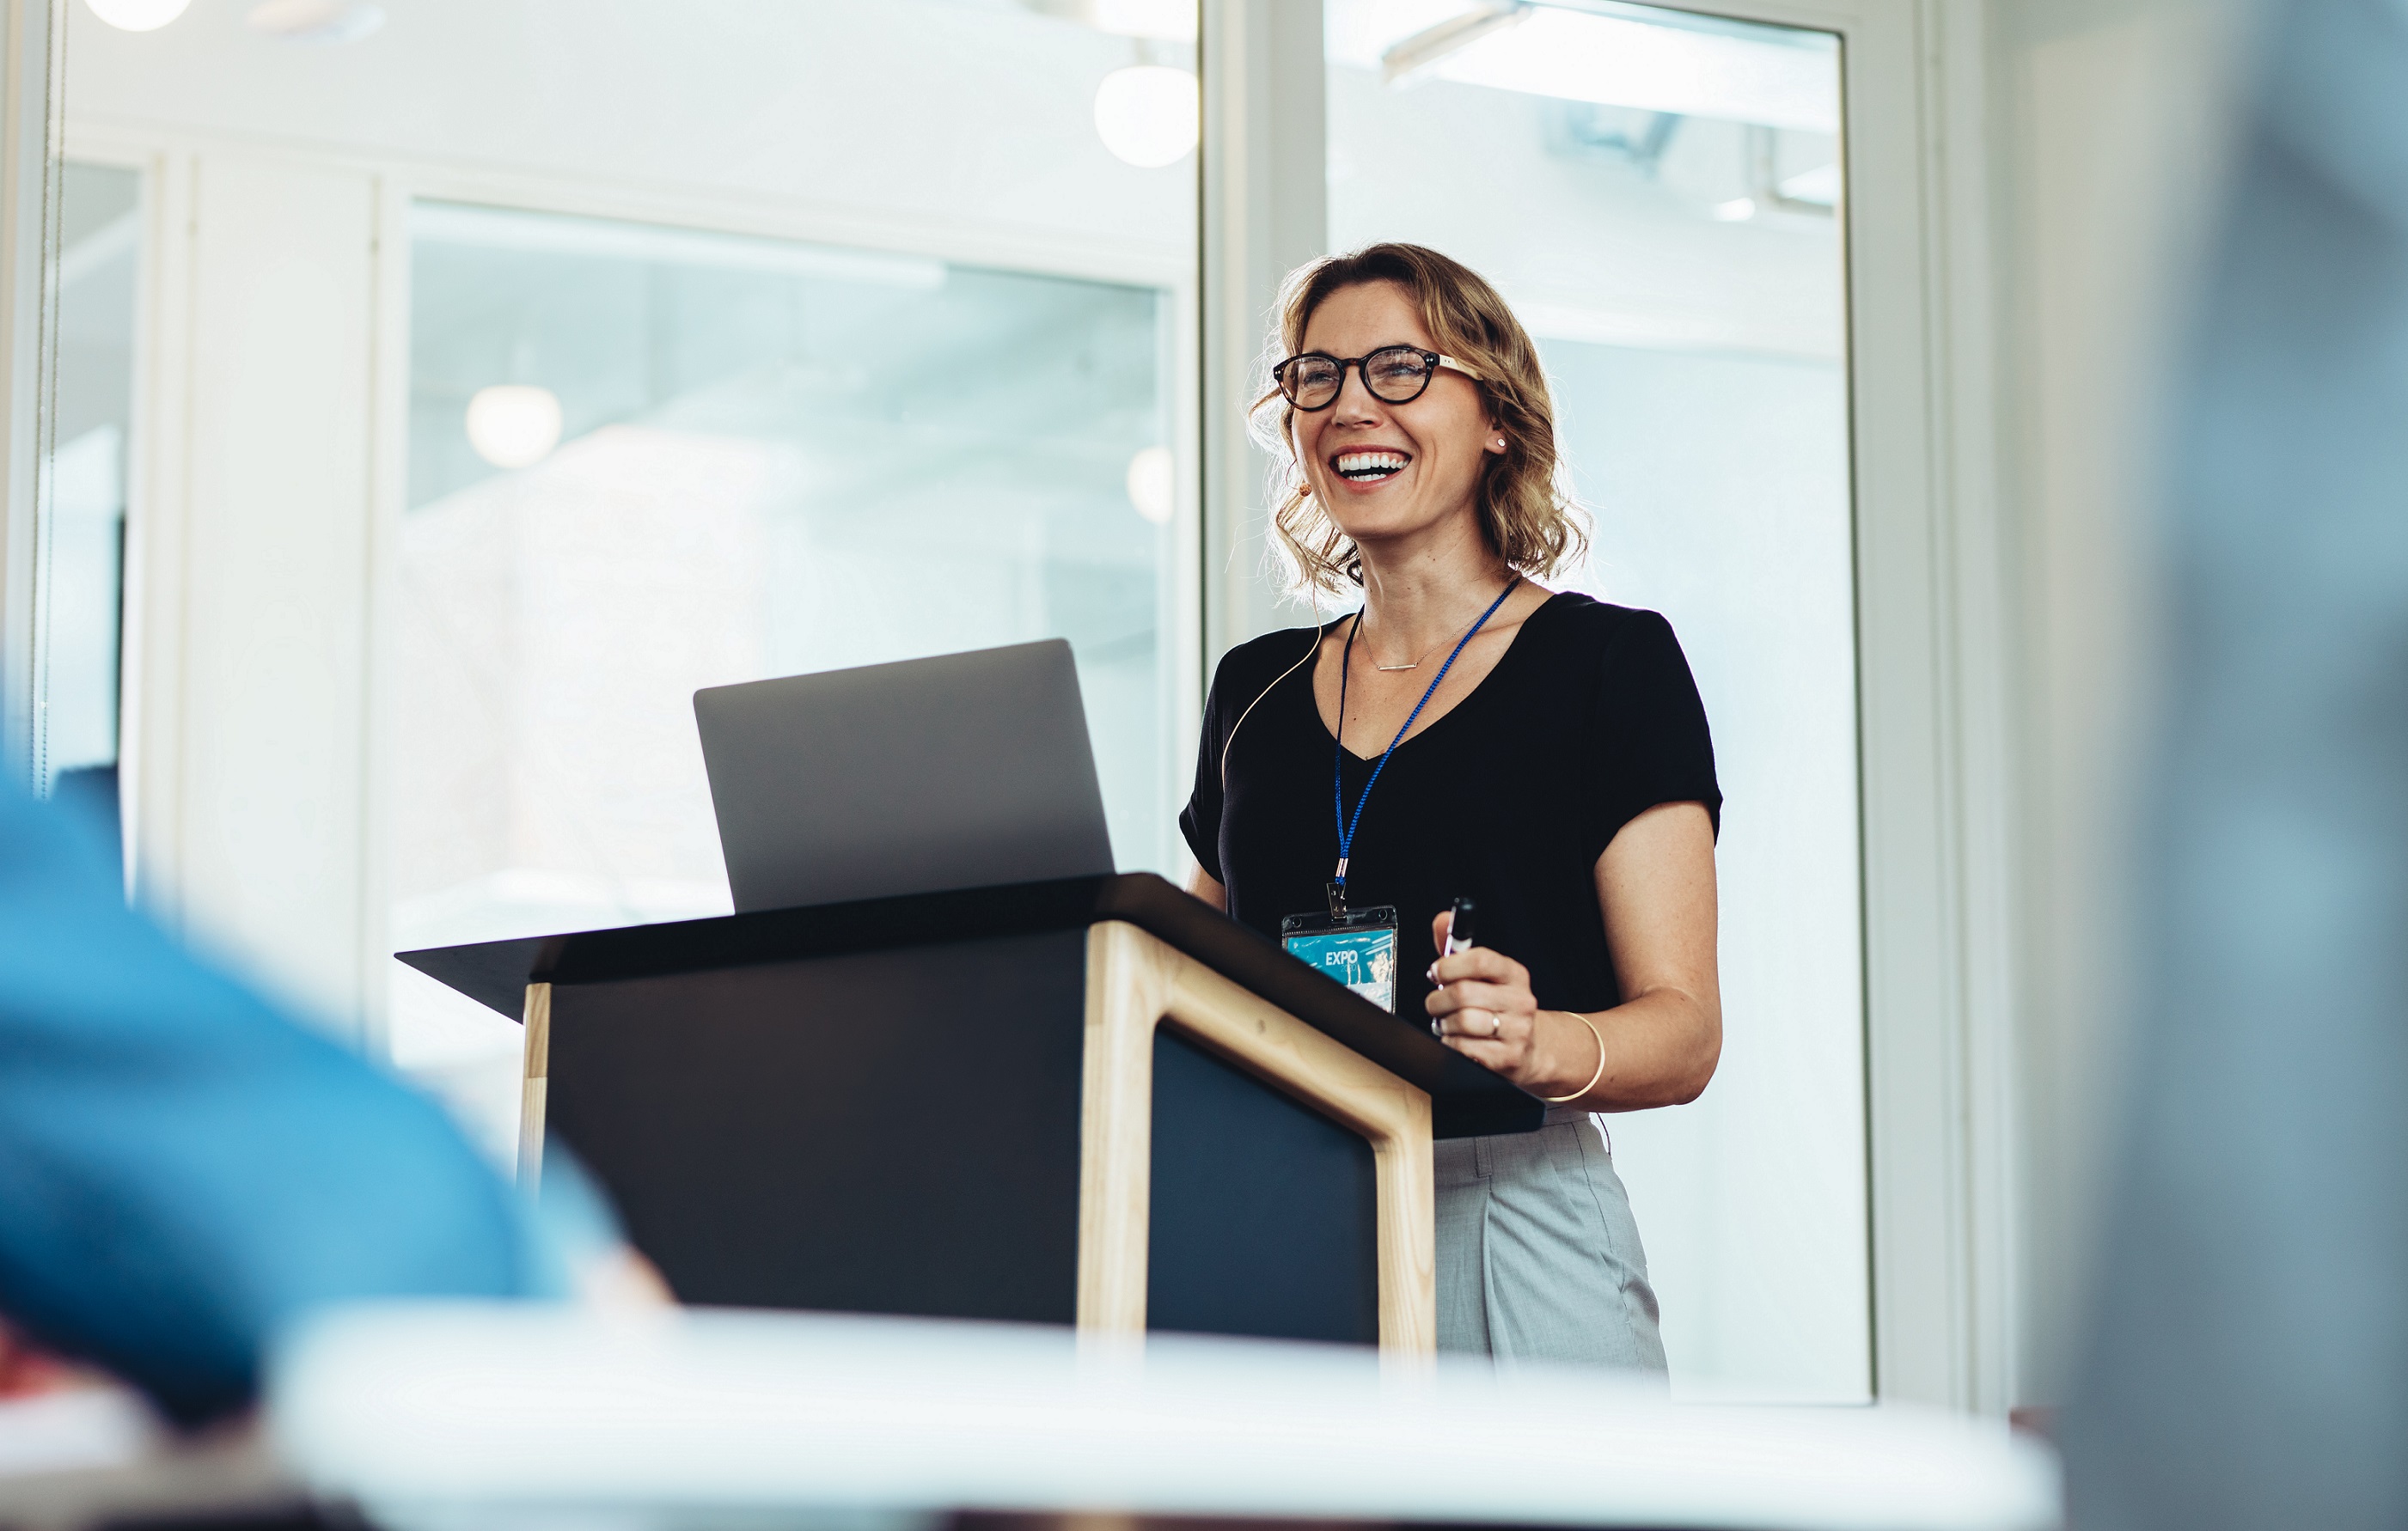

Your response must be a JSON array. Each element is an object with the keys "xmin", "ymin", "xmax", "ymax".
[{"xmin": 1271, "ymin": 345, "xmax": 1483, "ymax": 411}]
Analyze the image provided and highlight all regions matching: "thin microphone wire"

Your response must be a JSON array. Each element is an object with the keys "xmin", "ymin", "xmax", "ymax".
[{"xmin": 1219, "ymin": 589, "xmax": 1329, "ymax": 790}]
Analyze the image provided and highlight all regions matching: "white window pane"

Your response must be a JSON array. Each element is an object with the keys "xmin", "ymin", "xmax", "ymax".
[{"xmin": 1327, "ymin": 0, "xmax": 1867, "ymax": 1401}]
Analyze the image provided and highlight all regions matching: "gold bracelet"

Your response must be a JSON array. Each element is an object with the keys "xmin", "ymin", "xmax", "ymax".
[{"xmin": 1541, "ymin": 1009, "xmax": 1607, "ymax": 1104}]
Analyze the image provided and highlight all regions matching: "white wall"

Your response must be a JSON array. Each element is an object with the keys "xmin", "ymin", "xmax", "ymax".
[{"xmin": 170, "ymin": 156, "xmax": 379, "ymax": 1022}]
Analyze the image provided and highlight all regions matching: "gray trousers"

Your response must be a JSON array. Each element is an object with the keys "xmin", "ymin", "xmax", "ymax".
[{"xmin": 1435, "ymin": 1113, "xmax": 1668, "ymax": 1376}]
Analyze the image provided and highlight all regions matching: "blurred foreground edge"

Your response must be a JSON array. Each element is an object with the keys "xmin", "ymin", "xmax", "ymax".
[{"xmin": 232, "ymin": 1303, "xmax": 2057, "ymax": 1531}]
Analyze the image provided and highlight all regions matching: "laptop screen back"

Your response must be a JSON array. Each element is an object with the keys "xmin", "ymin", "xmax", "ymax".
[{"xmin": 694, "ymin": 640, "xmax": 1115, "ymax": 912}]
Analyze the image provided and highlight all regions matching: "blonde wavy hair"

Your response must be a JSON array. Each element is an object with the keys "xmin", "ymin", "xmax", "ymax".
[{"xmin": 1250, "ymin": 242, "xmax": 1587, "ymax": 601}]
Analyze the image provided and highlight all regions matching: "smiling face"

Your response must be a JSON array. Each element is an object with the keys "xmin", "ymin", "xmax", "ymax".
[{"xmin": 1289, "ymin": 280, "xmax": 1506, "ymax": 560}]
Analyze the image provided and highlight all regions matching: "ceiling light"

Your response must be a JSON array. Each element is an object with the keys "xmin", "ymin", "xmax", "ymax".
[
  {"xmin": 1713, "ymin": 198, "xmax": 1758, "ymax": 223},
  {"xmin": 1126, "ymin": 445, "xmax": 1175, "ymax": 525},
  {"xmin": 248, "ymin": 0, "xmax": 385, "ymax": 42},
  {"xmin": 465, "ymin": 386, "xmax": 563, "ymax": 470},
  {"xmin": 1360, "ymin": 5, "xmax": 1839, "ymax": 134},
  {"xmin": 1381, "ymin": 4, "xmax": 1531, "ymax": 86},
  {"xmin": 83, "ymin": 0, "xmax": 190, "ymax": 31},
  {"xmin": 1093, "ymin": 64, "xmax": 1198, "ymax": 168}
]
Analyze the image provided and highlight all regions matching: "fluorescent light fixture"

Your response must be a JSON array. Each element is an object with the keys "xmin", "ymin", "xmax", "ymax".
[
  {"xmin": 412, "ymin": 204, "xmax": 947, "ymax": 291},
  {"xmin": 1093, "ymin": 64, "xmax": 1199, "ymax": 168},
  {"xmin": 82, "ymin": 0, "xmax": 189, "ymax": 31},
  {"xmin": 1328, "ymin": 0, "xmax": 1487, "ymax": 69},
  {"xmin": 248, "ymin": 0, "xmax": 385, "ymax": 42},
  {"xmin": 1126, "ymin": 445, "xmax": 1175, "ymax": 524},
  {"xmin": 1712, "ymin": 198, "xmax": 1757, "ymax": 223},
  {"xmin": 465, "ymin": 386, "xmax": 563, "ymax": 470},
  {"xmin": 1349, "ymin": 3, "xmax": 1838, "ymax": 134},
  {"xmin": 1381, "ymin": 4, "xmax": 1531, "ymax": 85}
]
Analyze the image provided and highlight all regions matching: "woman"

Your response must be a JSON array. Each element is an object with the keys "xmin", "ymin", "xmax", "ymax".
[{"xmin": 1178, "ymin": 243, "xmax": 1721, "ymax": 1373}]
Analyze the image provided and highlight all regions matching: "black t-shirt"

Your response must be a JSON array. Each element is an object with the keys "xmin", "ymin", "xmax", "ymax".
[{"xmin": 1179, "ymin": 591, "xmax": 1721, "ymax": 1017}]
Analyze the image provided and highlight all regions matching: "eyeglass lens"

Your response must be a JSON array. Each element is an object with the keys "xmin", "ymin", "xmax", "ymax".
[{"xmin": 1282, "ymin": 347, "xmax": 1435, "ymax": 409}]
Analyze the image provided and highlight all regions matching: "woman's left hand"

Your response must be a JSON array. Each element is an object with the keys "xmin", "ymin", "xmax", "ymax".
[{"xmin": 1425, "ymin": 908, "xmax": 1554, "ymax": 1089}]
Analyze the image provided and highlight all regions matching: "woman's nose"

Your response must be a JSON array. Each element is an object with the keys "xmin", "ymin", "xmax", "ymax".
[{"xmin": 1330, "ymin": 368, "xmax": 1384, "ymax": 421}]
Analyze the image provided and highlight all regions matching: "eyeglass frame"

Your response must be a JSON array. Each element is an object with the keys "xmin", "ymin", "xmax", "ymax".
[{"xmin": 1270, "ymin": 345, "xmax": 1485, "ymax": 412}]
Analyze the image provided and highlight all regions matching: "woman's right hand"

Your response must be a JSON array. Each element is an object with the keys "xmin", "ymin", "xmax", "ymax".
[{"xmin": 1426, "ymin": 911, "xmax": 1559, "ymax": 1089}]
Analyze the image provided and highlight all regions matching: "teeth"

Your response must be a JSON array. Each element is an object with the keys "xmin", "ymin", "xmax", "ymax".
[{"xmin": 1335, "ymin": 450, "xmax": 1409, "ymax": 479}]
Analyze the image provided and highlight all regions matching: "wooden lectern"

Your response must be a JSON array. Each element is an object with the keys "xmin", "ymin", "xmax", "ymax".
[{"xmin": 400, "ymin": 874, "xmax": 1542, "ymax": 1354}]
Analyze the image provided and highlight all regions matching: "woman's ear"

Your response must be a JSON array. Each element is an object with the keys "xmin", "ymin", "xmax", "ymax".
[{"xmin": 1485, "ymin": 424, "xmax": 1511, "ymax": 455}]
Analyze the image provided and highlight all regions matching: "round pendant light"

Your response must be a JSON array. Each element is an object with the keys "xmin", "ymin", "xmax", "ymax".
[
  {"xmin": 1093, "ymin": 64, "xmax": 1198, "ymax": 169},
  {"xmin": 465, "ymin": 385, "xmax": 564, "ymax": 470},
  {"xmin": 1126, "ymin": 445, "xmax": 1175, "ymax": 525}
]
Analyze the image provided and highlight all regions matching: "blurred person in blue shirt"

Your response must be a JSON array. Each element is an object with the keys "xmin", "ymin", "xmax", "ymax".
[{"xmin": 0, "ymin": 778, "xmax": 626, "ymax": 1425}]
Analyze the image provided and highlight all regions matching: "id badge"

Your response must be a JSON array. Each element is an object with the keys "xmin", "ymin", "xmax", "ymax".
[{"xmin": 1281, "ymin": 904, "xmax": 1401, "ymax": 1013}]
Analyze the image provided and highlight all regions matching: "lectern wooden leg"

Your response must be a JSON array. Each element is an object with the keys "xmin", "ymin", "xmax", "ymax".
[
  {"xmin": 1077, "ymin": 921, "xmax": 1437, "ymax": 1353},
  {"xmin": 517, "ymin": 982, "xmax": 553, "ymax": 1191}
]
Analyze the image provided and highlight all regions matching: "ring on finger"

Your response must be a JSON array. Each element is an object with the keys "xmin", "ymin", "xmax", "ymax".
[{"xmin": 1488, "ymin": 1009, "xmax": 1504, "ymax": 1037}]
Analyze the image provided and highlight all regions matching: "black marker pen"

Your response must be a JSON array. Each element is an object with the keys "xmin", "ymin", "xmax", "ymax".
[
  {"xmin": 1444, "ymin": 896, "xmax": 1476, "ymax": 957},
  {"xmin": 1430, "ymin": 897, "xmax": 1476, "ymax": 1037}
]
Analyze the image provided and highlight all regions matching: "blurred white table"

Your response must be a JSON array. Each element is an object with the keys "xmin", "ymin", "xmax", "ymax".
[{"xmin": 268, "ymin": 1305, "xmax": 2058, "ymax": 1531}]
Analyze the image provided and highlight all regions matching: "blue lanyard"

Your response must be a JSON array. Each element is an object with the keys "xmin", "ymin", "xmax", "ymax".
[{"xmin": 1330, "ymin": 576, "xmax": 1520, "ymax": 900}]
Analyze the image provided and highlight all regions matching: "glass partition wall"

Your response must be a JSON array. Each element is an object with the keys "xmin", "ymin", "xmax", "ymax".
[
  {"xmin": 1323, "ymin": 1, "xmax": 1867, "ymax": 1402},
  {"xmin": 391, "ymin": 206, "xmax": 1186, "ymax": 1143}
]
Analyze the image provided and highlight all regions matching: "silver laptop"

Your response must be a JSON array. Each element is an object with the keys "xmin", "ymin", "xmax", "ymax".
[{"xmin": 694, "ymin": 640, "xmax": 1115, "ymax": 912}]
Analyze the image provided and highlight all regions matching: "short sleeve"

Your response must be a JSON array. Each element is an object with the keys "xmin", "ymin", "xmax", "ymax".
[
  {"xmin": 1177, "ymin": 657, "xmax": 1233, "ymax": 881},
  {"xmin": 1586, "ymin": 610, "xmax": 1721, "ymax": 861}
]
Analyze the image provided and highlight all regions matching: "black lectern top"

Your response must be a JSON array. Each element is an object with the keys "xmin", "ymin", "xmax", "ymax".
[{"xmin": 397, "ymin": 872, "xmax": 1543, "ymax": 1140}]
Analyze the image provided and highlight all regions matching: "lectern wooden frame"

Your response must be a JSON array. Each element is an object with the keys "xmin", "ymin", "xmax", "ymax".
[
  {"xmin": 1076, "ymin": 918, "xmax": 1435, "ymax": 1348},
  {"xmin": 404, "ymin": 874, "xmax": 1543, "ymax": 1355}
]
